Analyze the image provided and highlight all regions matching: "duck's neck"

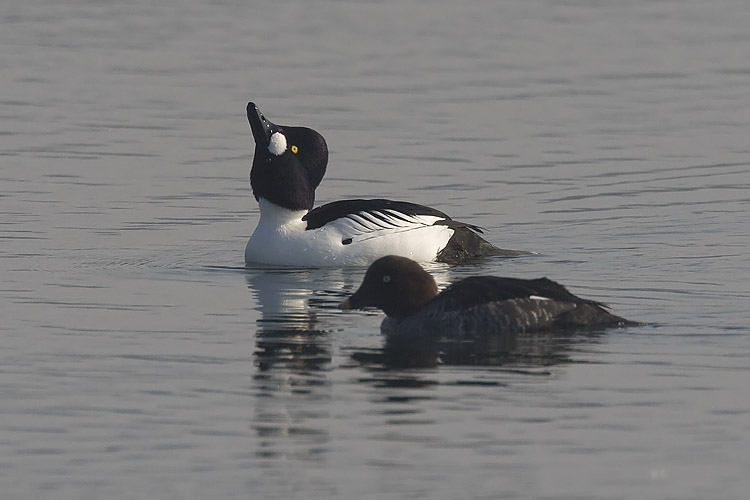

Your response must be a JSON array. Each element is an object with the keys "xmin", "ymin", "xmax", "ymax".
[{"xmin": 256, "ymin": 198, "xmax": 309, "ymax": 227}]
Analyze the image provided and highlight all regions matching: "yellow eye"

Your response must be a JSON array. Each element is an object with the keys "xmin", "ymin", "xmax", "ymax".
[{"xmin": 291, "ymin": 145, "xmax": 299, "ymax": 154}]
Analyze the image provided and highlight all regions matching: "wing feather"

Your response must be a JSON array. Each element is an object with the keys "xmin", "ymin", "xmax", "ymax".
[
  {"xmin": 303, "ymin": 198, "xmax": 451, "ymax": 230},
  {"xmin": 435, "ymin": 276, "xmax": 608, "ymax": 312},
  {"xmin": 334, "ymin": 211, "xmax": 444, "ymax": 241},
  {"xmin": 302, "ymin": 198, "xmax": 488, "ymax": 247}
]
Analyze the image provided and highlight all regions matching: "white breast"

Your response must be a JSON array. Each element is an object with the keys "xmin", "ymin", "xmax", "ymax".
[{"xmin": 245, "ymin": 200, "xmax": 454, "ymax": 267}]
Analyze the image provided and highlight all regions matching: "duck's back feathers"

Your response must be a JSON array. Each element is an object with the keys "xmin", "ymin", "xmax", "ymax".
[
  {"xmin": 301, "ymin": 198, "xmax": 529, "ymax": 263},
  {"xmin": 436, "ymin": 276, "xmax": 601, "ymax": 311},
  {"xmin": 302, "ymin": 199, "xmax": 451, "ymax": 230},
  {"xmin": 414, "ymin": 276, "xmax": 633, "ymax": 337},
  {"xmin": 302, "ymin": 198, "xmax": 488, "ymax": 236}
]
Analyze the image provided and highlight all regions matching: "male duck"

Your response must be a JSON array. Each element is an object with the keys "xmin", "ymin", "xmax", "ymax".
[{"xmin": 244, "ymin": 102, "xmax": 529, "ymax": 267}]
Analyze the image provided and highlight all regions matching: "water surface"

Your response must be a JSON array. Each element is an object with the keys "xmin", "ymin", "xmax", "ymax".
[{"xmin": 2, "ymin": 0, "xmax": 749, "ymax": 498}]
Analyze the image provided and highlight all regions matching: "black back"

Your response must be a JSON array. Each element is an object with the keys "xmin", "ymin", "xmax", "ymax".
[
  {"xmin": 436, "ymin": 276, "xmax": 607, "ymax": 312},
  {"xmin": 302, "ymin": 198, "xmax": 452, "ymax": 230}
]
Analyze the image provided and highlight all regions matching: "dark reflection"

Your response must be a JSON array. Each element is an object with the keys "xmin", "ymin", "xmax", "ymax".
[
  {"xmin": 246, "ymin": 268, "xmax": 345, "ymax": 373},
  {"xmin": 245, "ymin": 268, "xmax": 350, "ymax": 462},
  {"xmin": 351, "ymin": 329, "xmax": 606, "ymax": 370},
  {"xmin": 254, "ymin": 316, "xmax": 330, "ymax": 373}
]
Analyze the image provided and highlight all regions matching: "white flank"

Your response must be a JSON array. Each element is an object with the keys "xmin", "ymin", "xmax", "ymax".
[
  {"xmin": 268, "ymin": 132, "xmax": 287, "ymax": 156},
  {"xmin": 245, "ymin": 199, "xmax": 454, "ymax": 267}
]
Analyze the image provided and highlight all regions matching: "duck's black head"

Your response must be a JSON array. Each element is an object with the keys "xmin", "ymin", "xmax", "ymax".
[
  {"xmin": 339, "ymin": 256, "xmax": 439, "ymax": 318},
  {"xmin": 247, "ymin": 102, "xmax": 329, "ymax": 211}
]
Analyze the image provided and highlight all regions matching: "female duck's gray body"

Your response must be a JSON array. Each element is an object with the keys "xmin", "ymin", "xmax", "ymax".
[{"xmin": 340, "ymin": 256, "xmax": 635, "ymax": 340}]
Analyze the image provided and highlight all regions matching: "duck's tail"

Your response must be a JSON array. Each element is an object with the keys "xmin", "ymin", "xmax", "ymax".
[{"xmin": 436, "ymin": 227, "xmax": 534, "ymax": 264}]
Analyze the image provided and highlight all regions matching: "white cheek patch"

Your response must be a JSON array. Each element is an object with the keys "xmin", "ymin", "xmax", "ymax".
[{"xmin": 268, "ymin": 132, "xmax": 287, "ymax": 156}]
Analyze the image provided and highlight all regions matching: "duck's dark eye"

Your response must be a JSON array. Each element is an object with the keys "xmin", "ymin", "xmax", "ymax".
[{"xmin": 382, "ymin": 275, "xmax": 391, "ymax": 283}]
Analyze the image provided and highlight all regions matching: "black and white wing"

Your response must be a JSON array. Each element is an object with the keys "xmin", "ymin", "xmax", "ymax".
[{"xmin": 303, "ymin": 198, "xmax": 483, "ymax": 243}]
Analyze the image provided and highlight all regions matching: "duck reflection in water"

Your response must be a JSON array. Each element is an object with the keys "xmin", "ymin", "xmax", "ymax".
[
  {"xmin": 245, "ymin": 267, "xmax": 355, "ymax": 462},
  {"xmin": 351, "ymin": 328, "xmax": 608, "ymax": 369},
  {"xmin": 246, "ymin": 268, "xmax": 348, "ymax": 374}
]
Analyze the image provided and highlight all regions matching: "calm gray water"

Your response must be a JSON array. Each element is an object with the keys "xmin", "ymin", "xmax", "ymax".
[{"xmin": 2, "ymin": 0, "xmax": 749, "ymax": 498}]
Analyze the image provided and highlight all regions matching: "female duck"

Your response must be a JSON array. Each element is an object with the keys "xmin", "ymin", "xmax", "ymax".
[{"xmin": 339, "ymin": 256, "xmax": 635, "ymax": 340}]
